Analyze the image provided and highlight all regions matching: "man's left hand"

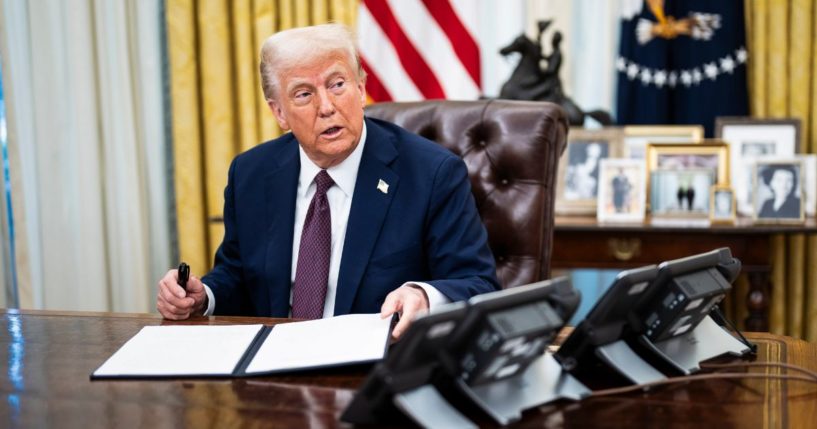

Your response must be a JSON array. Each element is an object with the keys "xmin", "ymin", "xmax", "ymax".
[{"xmin": 380, "ymin": 285, "xmax": 429, "ymax": 340}]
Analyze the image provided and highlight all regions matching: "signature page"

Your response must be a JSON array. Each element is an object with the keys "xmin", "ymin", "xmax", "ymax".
[
  {"xmin": 245, "ymin": 314, "xmax": 392, "ymax": 374},
  {"xmin": 93, "ymin": 324, "xmax": 263, "ymax": 377}
]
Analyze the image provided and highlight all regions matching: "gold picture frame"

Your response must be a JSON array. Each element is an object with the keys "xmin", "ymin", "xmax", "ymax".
[
  {"xmin": 646, "ymin": 141, "xmax": 730, "ymax": 215},
  {"xmin": 709, "ymin": 185, "xmax": 736, "ymax": 224},
  {"xmin": 556, "ymin": 127, "xmax": 625, "ymax": 215},
  {"xmin": 623, "ymin": 125, "xmax": 705, "ymax": 159},
  {"xmin": 752, "ymin": 159, "xmax": 806, "ymax": 224}
]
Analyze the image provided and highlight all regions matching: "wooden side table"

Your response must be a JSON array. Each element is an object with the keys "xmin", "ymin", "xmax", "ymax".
[{"xmin": 552, "ymin": 216, "xmax": 817, "ymax": 331}]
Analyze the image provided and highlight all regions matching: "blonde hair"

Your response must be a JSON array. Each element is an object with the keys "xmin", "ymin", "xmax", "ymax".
[{"xmin": 259, "ymin": 23, "xmax": 366, "ymax": 101}]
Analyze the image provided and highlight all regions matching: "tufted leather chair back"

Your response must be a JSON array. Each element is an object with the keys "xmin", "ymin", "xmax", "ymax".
[{"xmin": 365, "ymin": 100, "xmax": 568, "ymax": 288}]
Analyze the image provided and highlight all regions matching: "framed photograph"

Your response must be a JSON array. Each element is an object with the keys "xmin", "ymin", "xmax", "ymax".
[
  {"xmin": 650, "ymin": 168, "xmax": 715, "ymax": 218},
  {"xmin": 623, "ymin": 125, "xmax": 705, "ymax": 159},
  {"xmin": 752, "ymin": 160, "xmax": 805, "ymax": 223},
  {"xmin": 646, "ymin": 142, "xmax": 730, "ymax": 211},
  {"xmin": 752, "ymin": 155, "xmax": 816, "ymax": 217},
  {"xmin": 710, "ymin": 186, "xmax": 736, "ymax": 223},
  {"xmin": 597, "ymin": 158, "xmax": 646, "ymax": 223},
  {"xmin": 556, "ymin": 127, "xmax": 625, "ymax": 215},
  {"xmin": 715, "ymin": 117, "xmax": 801, "ymax": 216}
]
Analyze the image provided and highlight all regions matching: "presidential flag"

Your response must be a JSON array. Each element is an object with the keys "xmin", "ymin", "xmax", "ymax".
[
  {"xmin": 616, "ymin": 0, "xmax": 748, "ymax": 136},
  {"xmin": 357, "ymin": 0, "xmax": 481, "ymax": 102}
]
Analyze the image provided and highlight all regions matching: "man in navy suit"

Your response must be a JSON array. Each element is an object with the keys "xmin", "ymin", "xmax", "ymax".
[{"xmin": 156, "ymin": 24, "xmax": 499, "ymax": 338}]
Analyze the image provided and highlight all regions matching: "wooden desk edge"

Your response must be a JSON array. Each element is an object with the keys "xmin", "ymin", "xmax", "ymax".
[
  {"xmin": 3, "ymin": 309, "xmax": 807, "ymax": 348},
  {"xmin": 0, "ymin": 308, "xmax": 292, "ymax": 325}
]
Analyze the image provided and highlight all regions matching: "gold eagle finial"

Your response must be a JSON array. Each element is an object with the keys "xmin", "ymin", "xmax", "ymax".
[{"xmin": 637, "ymin": 0, "xmax": 719, "ymax": 45}]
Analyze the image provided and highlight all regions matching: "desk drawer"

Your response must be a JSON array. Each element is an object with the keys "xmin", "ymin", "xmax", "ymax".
[{"xmin": 552, "ymin": 230, "xmax": 769, "ymax": 269}]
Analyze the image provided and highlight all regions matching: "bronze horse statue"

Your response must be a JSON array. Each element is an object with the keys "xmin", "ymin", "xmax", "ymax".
[{"xmin": 498, "ymin": 23, "xmax": 613, "ymax": 126}]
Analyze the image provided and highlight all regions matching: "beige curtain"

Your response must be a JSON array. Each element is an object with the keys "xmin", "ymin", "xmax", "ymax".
[
  {"xmin": 0, "ymin": 0, "xmax": 171, "ymax": 312},
  {"xmin": 745, "ymin": 0, "xmax": 817, "ymax": 341},
  {"xmin": 167, "ymin": 0, "xmax": 358, "ymax": 273}
]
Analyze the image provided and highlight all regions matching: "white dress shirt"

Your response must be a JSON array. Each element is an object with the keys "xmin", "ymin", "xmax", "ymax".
[{"xmin": 203, "ymin": 123, "xmax": 449, "ymax": 316}]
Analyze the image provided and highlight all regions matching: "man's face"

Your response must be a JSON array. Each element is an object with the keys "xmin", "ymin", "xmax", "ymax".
[{"xmin": 269, "ymin": 54, "xmax": 366, "ymax": 169}]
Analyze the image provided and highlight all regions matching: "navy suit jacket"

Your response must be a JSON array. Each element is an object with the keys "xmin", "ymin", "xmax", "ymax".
[{"xmin": 202, "ymin": 117, "xmax": 500, "ymax": 317}]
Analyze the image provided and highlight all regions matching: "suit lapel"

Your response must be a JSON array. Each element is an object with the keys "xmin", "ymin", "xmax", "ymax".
[
  {"xmin": 264, "ymin": 137, "xmax": 299, "ymax": 317},
  {"xmin": 335, "ymin": 119, "xmax": 399, "ymax": 315}
]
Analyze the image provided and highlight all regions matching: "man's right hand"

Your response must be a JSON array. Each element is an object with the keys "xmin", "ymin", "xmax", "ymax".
[{"xmin": 157, "ymin": 269, "xmax": 208, "ymax": 320}]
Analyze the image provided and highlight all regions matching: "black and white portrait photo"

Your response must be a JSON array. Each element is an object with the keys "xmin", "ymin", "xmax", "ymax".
[
  {"xmin": 754, "ymin": 162, "xmax": 804, "ymax": 222},
  {"xmin": 564, "ymin": 141, "xmax": 610, "ymax": 200},
  {"xmin": 556, "ymin": 129, "xmax": 624, "ymax": 215}
]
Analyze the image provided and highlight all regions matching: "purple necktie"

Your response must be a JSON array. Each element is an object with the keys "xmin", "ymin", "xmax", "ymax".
[{"xmin": 292, "ymin": 170, "xmax": 335, "ymax": 319}]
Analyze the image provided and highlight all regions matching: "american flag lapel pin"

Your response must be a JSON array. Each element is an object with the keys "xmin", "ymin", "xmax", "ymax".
[{"xmin": 377, "ymin": 179, "xmax": 389, "ymax": 194}]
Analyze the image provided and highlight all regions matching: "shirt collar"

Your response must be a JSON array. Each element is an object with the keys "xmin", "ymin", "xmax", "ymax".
[{"xmin": 297, "ymin": 121, "xmax": 367, "ymax": 198}]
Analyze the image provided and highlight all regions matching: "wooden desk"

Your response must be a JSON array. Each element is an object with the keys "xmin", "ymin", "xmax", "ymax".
[
  {"xmin": 552, "ymin": 216, "xmax": 817, "ymax": 331},
  {"xmin": 1, "ymin": 309, "xmax": 815, "ymax": 428}
]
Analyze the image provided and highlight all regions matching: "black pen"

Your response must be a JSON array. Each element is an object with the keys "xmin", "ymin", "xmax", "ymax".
[{"xmin": 177, "ymin": 262, "xmax": 190, "ymax": 293}]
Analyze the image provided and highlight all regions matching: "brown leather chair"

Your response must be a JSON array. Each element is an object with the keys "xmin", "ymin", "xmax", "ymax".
[{"xmin": 365, "ymin": 100, "xmax": 568, "ymax": 288}]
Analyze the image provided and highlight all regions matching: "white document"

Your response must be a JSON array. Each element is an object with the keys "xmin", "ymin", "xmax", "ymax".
[
  {"xmin": 245, "ymin": 313, "xmax": 392, "ymax": 374},
  {"xmin": 93, "ymin": 324, "xmax": 263, "ymax": 377}
]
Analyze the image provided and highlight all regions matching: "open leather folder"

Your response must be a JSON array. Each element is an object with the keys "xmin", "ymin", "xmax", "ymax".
[{"xmin": 90, "ymin": 313, "xmax": 395, "ymax": 379}]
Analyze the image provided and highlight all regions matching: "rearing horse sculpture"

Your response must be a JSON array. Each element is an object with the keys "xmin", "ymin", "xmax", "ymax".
[{"xmin": 498, "ymin": 22, "xmax": 613, "ymax": 126}]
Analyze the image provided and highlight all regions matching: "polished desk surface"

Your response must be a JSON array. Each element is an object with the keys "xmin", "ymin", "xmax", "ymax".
[{"xmin": 1, "ymin": 309, "xmax": 815, "ymax": 428}]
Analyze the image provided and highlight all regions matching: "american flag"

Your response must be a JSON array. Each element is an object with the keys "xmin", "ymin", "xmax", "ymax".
[{"xmin": 357, "ymin": 0, "xmax": 481, "ymax": 102}]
